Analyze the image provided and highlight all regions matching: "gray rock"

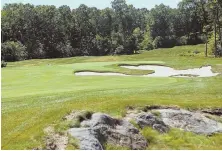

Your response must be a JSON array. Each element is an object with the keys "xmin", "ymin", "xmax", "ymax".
[
  {"xmin": 157, "ymin": 109, "xmax": 222, "ymax": 135},
  {"xmin": 81, "ymin": 113, "xmax": 117, "ymax": 128},
  {"xmin": 135, "ymin": 113, "xmax": 169, "ymax": 133},
  {"xmin": 68, "ymin": 113, "xmax": 147, "ymax": 150},
  {"xmin": 68, "ymin": 128, "xmax": 103, "ymax": 150}
]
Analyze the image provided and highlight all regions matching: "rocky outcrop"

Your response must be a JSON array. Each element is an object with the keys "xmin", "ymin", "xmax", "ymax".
[
  {"xmin": 44, "ymin": 107, "xmax": 222, "ymax": 150},
  {"xmin": 156, "ymin": 109, "xmax": 222, "ymax": 135},
  {"xmin": 135, "ymin": 113, "xmax": 169, "ymax": 133},
  {"xmin": 68, "ymin": 113, "xmax": 148, "ymax": 150},
  {"xmin": 125, "ymin": 108, "xmax": 222, "ymax": 135}
]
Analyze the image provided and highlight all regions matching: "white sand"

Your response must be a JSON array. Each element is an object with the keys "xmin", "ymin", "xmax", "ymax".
[
  {"xmin": 121, "ymin": 65, "xmax": 219, "ymax": 77},
  {"xmin": 75, "ymin": 65, "xmax": 219, "ymax": 77}
]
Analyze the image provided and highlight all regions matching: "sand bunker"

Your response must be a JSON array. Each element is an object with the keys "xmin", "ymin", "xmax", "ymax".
[
  {"xmin": 75, "ymin": 65, "xmax": 219, "ymax": 77},
  {"xmin": 121, "ymin": 65, "xmax": 219, "ymax": 77}
]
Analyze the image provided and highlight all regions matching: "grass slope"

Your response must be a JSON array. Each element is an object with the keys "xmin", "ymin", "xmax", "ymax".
[{"xmin": 1, "ymin": 44, "xmax": 222, "ymax": 149}]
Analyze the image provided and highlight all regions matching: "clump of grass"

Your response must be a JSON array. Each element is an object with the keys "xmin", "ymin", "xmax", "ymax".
[
  {"xmin": 76, "ymin": 111, "xmax": 92, "ymax": 122},
  {"xmin": 120, "ymin": 109, "xmax": 127, "ymax": 117},
  {"xmin": 141, "ymin": 127, "xmax": 222, "ymax": 150},
  {"xmin": 204, "ymin": 114, "xmax": 222, "ymax": 123},
  {"xmin": 129, "ymin": 120, "xmax": 140, "ymax": 130},
  {"xmin": 55, "ymin": 111, "xmax": 92, "ymax": 134},
  {"xmin": 105, "ymin": 143, "xmax": 130, "ymax": 150},
  {"xmin": 151, "ymin": 110, "xmax": 161, "ymax": 117},
  {"xmin": 68, "ymin": 120, "xmax": 81, "ymax": 128},
  {"xmin": 141, "ymin": 127, "xmax": 159, "ymax": 144},
  {"xmin": 66, "ymin": 135, "xmax": 79, "ymax": 150},
  {"xmin": 54, "ymin": 121, "xmax": 71, "ymax": 135}
]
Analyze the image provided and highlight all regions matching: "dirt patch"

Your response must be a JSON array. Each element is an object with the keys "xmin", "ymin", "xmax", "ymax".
[{"xmin": 44, "ymin": 126, "xmax": 68, "ymax": 150}]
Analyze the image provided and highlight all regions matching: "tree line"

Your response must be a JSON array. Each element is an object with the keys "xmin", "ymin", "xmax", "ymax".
[{"xmin": 1, "ymin": 0, "xmax": 222, "ymax": 62}]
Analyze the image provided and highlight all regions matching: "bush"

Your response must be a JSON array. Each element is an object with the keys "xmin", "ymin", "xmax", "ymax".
[
  {"xmin": 140, "ymin": 40, "xmax": 153, "ymax": 50},
  {"xmin": 187, "ymin": 33, "xmax": 204, "ymax": 45},
  {"xmin": 1, "ymin": 60, "xmax": 7, "ymax": 68},
  {"xmin": 1, "ymin": 41, "xmax": 27, "ymax": 61},
  {"xmin": 177, "ymin": 36, "xmax": 188, "ymax": 46},
  {"xmin": 114, "ymin": 45, "xmax": 125, "ymax": 55},
  {"xmin": 152, "ymin": 36, "xmax": 163, "ymax": 49},
  {"xmin": 56, "ymin": 42, "xmax": 73, "ymax": 57},
  {"xmin": 166, "ymin": 36, "xmax": 177, "ymax": 47},
  {"xmin": 152, "ymin": 36, "xmax": 177, "ymax": 48}
]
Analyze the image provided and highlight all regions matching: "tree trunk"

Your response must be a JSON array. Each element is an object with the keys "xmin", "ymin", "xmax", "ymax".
[
  {"xmin": 215, "ymin": 23, "xmax": 217, "ymax": 57},
  {"xmin": 214, "ymin": 11, "xmax": 217, "ymax": 57},
  {"xmin": 206, "ymin": 32, "xmax": 208, "ymax": 57}
]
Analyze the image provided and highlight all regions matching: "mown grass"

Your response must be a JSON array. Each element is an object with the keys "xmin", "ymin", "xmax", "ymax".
[{"xmin": 1, "ymin": 44, "xmax": 222, "ymax": 149}]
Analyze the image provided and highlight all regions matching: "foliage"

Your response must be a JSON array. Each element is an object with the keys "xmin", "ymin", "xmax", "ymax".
[
  {"xmin": 152, "ymin": 36, "xmax": 163, "ymax": 49},
  {"xmin": 208, "ymin": 32, "xmax": 219, "ymax": 55},
  {"xmin": 2, "ymin": 0, "xmax": 222, "ymax": 59},
  {"xmin": 1, "ymin": 41, "xmax": 27, "ymax": 61},
  {"xmin": 177, "ymin": 36, "xmax": 188, "ymax": 46},
  {"xmin": 140, "ymin": 26, "xmax": 153, "ymax": 50},
  {"xmin": 66, "ymin": 135, "xmax": 79, "ymax": 150},
  {"xmin": 1, "ymin": 60, "xmax": 7, "ymax": 68},
  {"xmin": 114, "ymin": 45, "xmax": 124, "ymax": 55}
]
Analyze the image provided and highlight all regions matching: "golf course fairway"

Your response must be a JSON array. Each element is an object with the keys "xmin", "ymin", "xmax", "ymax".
[{"xmin": 1, "ymin": 44, "xmax": 222, "ymax": 149}]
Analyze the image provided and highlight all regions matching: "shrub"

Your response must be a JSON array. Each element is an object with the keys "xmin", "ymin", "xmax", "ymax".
[
  {"xmin": 166, "ymin": 36, "xmax": 177, "ymax": 48},
  {"xmin": 187, "ymin": 33, "xmax": 204, "ymax": 45},
  {"xmin": 56, "ymin": 42, "xmax": 73, "ymax": 57},
  {"xmin": 152, "ymin": 36, "xmax": 177, "ymax": 48},
  {"xmin": 114, "ymin": 45, "xmax": 125, "ymax": 55},
  {"xmin": 139, "ymin": 31, "xmax": 153, "ymax": 50},
  {"xmin": 177, "ymin": 36, "xmax": 188, "ymax": 46},
  {"xmin": 140, "ymin": 40, "xmax": 153, "ymax": 50},
  {"xmin": 1, "ymin": 60, "xmax": 7, "ymax": 68},
  {"xmin": 152, "ymin": 36, "xmax": 163, "ymax": 49},
  {"xmin": 1, "ymin": 41, "xmax": 27, "ymax": 61}
]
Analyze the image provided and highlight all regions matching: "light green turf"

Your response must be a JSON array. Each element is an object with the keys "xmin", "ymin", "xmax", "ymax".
[{"xmin": 1, "ymin": 44, "xmax": 222, "ymax": 149}]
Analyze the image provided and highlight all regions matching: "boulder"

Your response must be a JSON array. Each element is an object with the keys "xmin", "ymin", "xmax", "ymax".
[
  {"xmin": 135, "ymin": 113, "xmax": 169, "ymax": 133},
  {"xmin": 80, "ymin": 113, "xmax": 117, "ymax": 128},
  {"xmin": 157, "ymin": 109, "xmax": 222, "ymax": 135},
  {"xmin": 68, "ymin": 113, "xmax": 148, "ymax": 150},
  {"xmin": 68, "ymin": 128, "xmax": 103, "ymax": 150},
  {"xmin": 125, "ymin": 107, "xmax": 222, "ymax": 135}
]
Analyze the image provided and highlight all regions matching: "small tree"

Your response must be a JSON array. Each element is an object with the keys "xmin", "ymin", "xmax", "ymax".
[{"xmin": 1, "ymin": 41, "xmax": 27, "ymax": 61}]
